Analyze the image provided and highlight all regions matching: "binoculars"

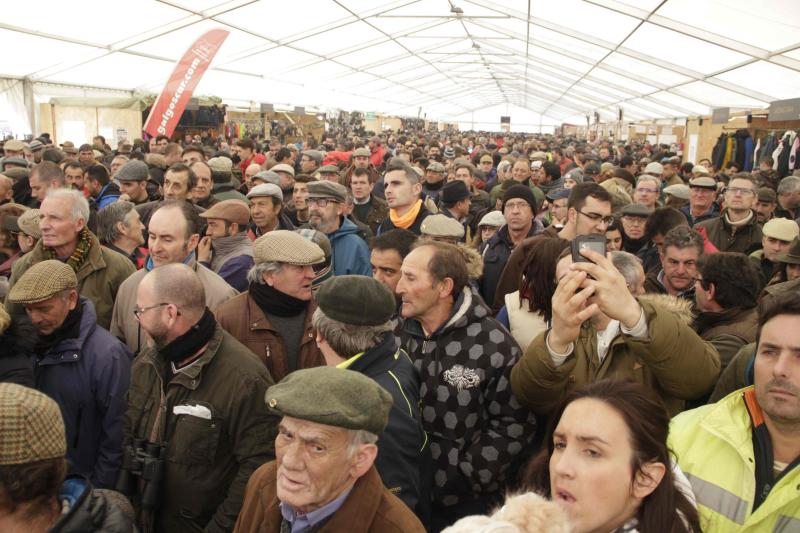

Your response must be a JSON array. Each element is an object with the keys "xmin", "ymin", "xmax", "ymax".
[{"xmin": 116, "ymin": 437, "xmax": 167, "ymax": 509}]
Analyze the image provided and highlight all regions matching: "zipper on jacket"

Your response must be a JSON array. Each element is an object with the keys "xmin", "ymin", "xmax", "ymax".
[{"xmin": 73, "ymin": 404, "xmax": 83, "ymax": 448}]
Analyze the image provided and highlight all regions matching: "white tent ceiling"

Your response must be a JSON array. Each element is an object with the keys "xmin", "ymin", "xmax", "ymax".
[{"xmin": 2, "ymin": 0, "xmax": 799, "ymax": 126}]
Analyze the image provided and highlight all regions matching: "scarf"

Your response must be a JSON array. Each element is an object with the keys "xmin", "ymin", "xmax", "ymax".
[
  {"xmin": 389, "ymin": 199, "xmax": 422, "ymax": 229},
  {"xmin": 44, "ymin": 227, "xmax": 92, "ymax": 272},
  {"xmin": 158, "ymin": 307, "xmax": 216, "ymax": 363},
  {"xmin": 249, "ymin": 281, "xmax": 307, "ymax": 317},
  {"xmin": 34, "ymin": 303, "xmax": 83, "ymax": 356},
  {"xmin": 210, "ymin": 232, "xmax": 253, "ymax": 272}
]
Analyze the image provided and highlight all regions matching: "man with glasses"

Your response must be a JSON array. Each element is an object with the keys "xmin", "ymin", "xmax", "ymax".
[
  {"xmin": 696, "ymin": 173, "xmax": 763, "ymax": 254},
  {"xmin": 620, "ymin": 203, "xmax": 653, "ymax": 255},
  {"xmin": 492, "ymin": 182, "xmax": 614, "ymax": 311},
  {"xmin": 307, "ymin": 180, "xmax": 370, "ymax": 276},
  {"xmin": 126, "ymin": 263, "xmax": 276, "ymax": 532},
  {"xmin": 632, "ymin": 175, "xmax": 661, "ymax": 211},
  {"xmin": 681, "ymin": 175, "xmax": 720, "ymax": 226},
  {"xmin": 480, "ymin": 185, "xmax": 542, "ymax": 306}
]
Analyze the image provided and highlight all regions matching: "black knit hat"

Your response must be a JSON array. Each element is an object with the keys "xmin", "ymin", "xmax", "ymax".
[
  {"xmin": 502, "ymin": 184, "xmax": 537, "ymax": 214},
  {"xmin": 441, "ymin": 180, "xmax": 470, "ymax": 204}
]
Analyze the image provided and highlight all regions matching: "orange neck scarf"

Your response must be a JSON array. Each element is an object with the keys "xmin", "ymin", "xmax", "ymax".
[{"xmin": 389, "ymin": 199, "xmax": 422, "ymax": 229}]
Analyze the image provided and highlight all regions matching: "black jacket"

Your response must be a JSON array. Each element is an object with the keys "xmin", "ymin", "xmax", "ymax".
[
  {"xmin": 50, "ymin": 475, "xmax": 136, "ymax": 533},
  {"xmin": 0, "ymin": 315, "xmax": 36, "ymax": 386},
  {"xmin": 345, "ymin": 332, "xmax": 429, "ymax": 521},
  {"xmin": 376, "ymin": 205, "xmax": 431, "ymax": 236},
  {"xmin": 480, "ymin": 224, "xmax": 540, "ymax": 308}
]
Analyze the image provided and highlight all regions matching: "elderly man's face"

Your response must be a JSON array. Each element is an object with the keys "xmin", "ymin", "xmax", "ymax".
[
  {"xmin": 164, "ymin": 170, "xmax": 190, "ymax": 201},
  {"xmin": 110, "ymin": 157, "xmax": 127, "ymax": 176},
  {"xmin": 64, "ymin": 166, "xmax": 85, "ymax": 191},
  {"xmin": 396, "ymin": 245, "xmax": 445, "ymax": 321},
  {"xmin": 276, "ymin": 417, "xmax": 364, "ymax": 514},
  {"xmin": 40, "ymin": 196, "xmax": 83, "ymax": 250},
  {"xmin": 25, "ymin": 289, "xmax": 78, "ymax": 336},
  {"xmin": 263, "ymin": 263, "xmax": 316, "ymax": 301}
]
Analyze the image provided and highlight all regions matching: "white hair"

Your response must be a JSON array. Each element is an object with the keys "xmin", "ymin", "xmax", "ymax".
[
  {"xmin": 346, "ymin": 429, "xmax": 379, "ymax": 458},
  {"xmin": 45, "ymin": 187, "xmax": 90, "ymax": 223}
]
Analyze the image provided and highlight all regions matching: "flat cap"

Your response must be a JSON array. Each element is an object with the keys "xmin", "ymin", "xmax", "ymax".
[
  {"xmin": 478, "ymin": 210, "xmax": 506, "ymax": 228},
  {"xmin": 200, "ymin": 199, "xmax": 250, "ymax": 226},
  {"xmin": 8, "ymin": 260, "xmax": 77, "ymax": 304},
  {"xmin": 421, "ymin": 213, "xmax": 465, "ymax": 239},
  {"xmin": 663, "ymin": 184, "xmax": 690, "ymax": 200},
  {"xmin": 763, "ymin": 217, "xmax": 799, "ymax": 242},
  {"xmin": 621, "ymin": 203, "xmax": 653, "ymax": 218},
  {"xmin": 546, "ymin": 188, "xmax": 571, "ymax": 202},
  {"xmin": 92, "ymin": 150, "xmax": 104, "ymax": 159},
  {"xmin": 27, "ymin": 139, "xmax": 44, "ymax": 152},
  {"xmin": 3, "ymin": 139, "xmax": 25, "ymax": 152},
  {"xmin": 758, "ymin": 187, "xmax": 777, "ymax": 203},
  {"xmin": 251, "ymin": 170, "xmax": 281, "ymax": 186},
  {"xmin": 18, "ymin": 208, "xmax": 42, "ymax": 239},
  {"xmin": 2, "ymin": 157, "xmax": 29, "ymax": 169},
  {"xmin": 440, "ymin": 180, "xmax": 470, "ymax": 204},
  {"xmin": 643, "ymin": 162, "xmax": 664, "ymax": 176},
  {"xmin": 271, "ymin": 163, "xmax": 295, "ymax": 176},
  {"xmin": 247, "ymin": 183, "xmax": 283, "ymax": 201},
  {"xmin": 317, "ymin": 164, "xmax": 339, "ymax": 174},
  {"xmin": 316, "ymin": 275, "xmax": 395, "ymax": 326},
  {"xmin": 307, "ymin": 180, "xmax": 347, "ymax": 202},
  {"xmin": 116, "ymin": 160, "xmax": 149, "ymax": 182},
  {"xmin": 303, "ymin": 150, "xmax": 323, "ymax": 165},
  {"xmin": 63, "ymin": 145, "xmax": 78, "ymax": 155},
  {"xmin": 208, "ymin": 156, "xmax": 233, "ymax": 173},
  {"xmin": 689, "ymin": 176, "xmax": 716, "ymax": 189},
  {"xmin": 265, "ymin": 367, "xmax": 393, "ymax": 435},
  {"xmin": 530, "ymin": 151, "xmax": 547, "ymax": 161},
  {"xmin": 2, "ymin": 167, "xmax": 29, "ymax": 181},
  {"xmin": 427, "ymin": 162, "xmax": 445, "ymax": 173},
  {"xmin": 60, "ymin": 141, "xmax": 75, "ymax": 148},
  {"xmin": 692, "ymin": 165, "xmax": 711, "ymax": 176},
  {"xmin": 352, "ymin": 147, "xmax": 371, "ymax": 158},
  {"xmin": 0, "ymin": 383, "xmax": 66, "ymax": 465},
  {"xmin": 253, "ymin": 230, "xmax": 324, "ymax": 265}
]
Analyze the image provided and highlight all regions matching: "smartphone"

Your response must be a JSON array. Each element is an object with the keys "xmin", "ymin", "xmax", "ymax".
[{"xmin": 571, "ymin": 235, "xmax": 607, "ymax": 263}]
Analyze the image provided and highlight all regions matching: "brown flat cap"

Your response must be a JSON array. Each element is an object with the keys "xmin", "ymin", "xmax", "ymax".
[
  {"xmin": 8, "ymin": 260, "xmax": 77, "ymax": 304},
  {"xmin": 307, "ymin": 180, "xmax": 347, "ymax": 202},
  {"xmin": 199, "ymin": 199, "xmax": 250, "ymax": 226},
  {"xmin": 18, "ymin": 208, "xmax": 42, "ymax": 239},
  {"xmin": 352, "ymin": 147, "xmax": 371, "ymax": 158},
  {"xmin": 0, "ymin": 383, "xmax": 66, "ymax": 465}
]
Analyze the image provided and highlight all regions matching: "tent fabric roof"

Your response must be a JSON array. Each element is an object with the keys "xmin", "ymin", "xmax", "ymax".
[{"xmin": 2, "ymin": 0, "xmax": 799, "ymax": 124}]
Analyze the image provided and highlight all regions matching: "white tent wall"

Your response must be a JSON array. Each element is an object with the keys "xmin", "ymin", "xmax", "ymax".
[
  {"xmin": 449, "ymin": 104, "xmax": 559, "ymax": 133},
  {"xmin": 0, "ymin": 79, "xmax": 32, "ymax": 138}
]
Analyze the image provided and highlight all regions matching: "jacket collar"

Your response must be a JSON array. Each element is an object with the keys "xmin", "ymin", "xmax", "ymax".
[
  {"xmin": 38, "ymin": 298, "xmax": 97, "ymax": 362},
  {"xmin": 345, "ymin": 332, "xmax": 397, "ymax": 377},
  {"xmin": 144, "ymin": 323, "xmax": 224, "ymax": 390},
  {"xmin": 699, "ymin": 386, "xmax": 756, "ymax": 456}
]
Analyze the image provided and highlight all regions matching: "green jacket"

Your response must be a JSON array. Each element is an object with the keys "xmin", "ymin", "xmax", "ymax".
[
  {"xmin": 695, "ymin": 306, "xmax": 758, "ymax": 373},
  {"xmin": 670, "ymin": 387, "xmax": 800, "ymax": 532},
  {"xmin": 125, "ymin": 324, "xmax": 277, "ymax": 533},
  {"xmin": 695, "ymin": 209, "xmax": 763, "ymax": 255},
  {"xmin": 7, "ymin": 233, "xmax": 134, "ymax": 330},
  {"xmin": 511, "ymin": 295, "xmax": 720, "ymax": 417}
]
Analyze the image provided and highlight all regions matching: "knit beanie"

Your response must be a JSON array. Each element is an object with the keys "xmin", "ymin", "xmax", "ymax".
[{"xmin": 501, "ymin": 184, "xmax": 537, "ymax": 215}]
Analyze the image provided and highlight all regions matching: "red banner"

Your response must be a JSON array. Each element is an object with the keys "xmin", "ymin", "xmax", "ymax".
[{"xmin": 143, "ymin": 28, "xmax": 229, "ymax": 138}]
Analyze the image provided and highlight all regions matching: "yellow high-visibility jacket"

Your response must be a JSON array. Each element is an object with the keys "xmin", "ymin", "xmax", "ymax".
[{"xmin": 669, "ymin": 387, "xmax": 800, "ymax": 532}]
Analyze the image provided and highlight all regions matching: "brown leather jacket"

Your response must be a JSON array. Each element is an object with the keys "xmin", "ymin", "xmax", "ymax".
[
  {"xmin": 213, "ymin": 292, "xmax": 323, "ymax": 382},
  {"xmin": 233, "ymin": 462, "xmax": 426, "ymax": 533}
]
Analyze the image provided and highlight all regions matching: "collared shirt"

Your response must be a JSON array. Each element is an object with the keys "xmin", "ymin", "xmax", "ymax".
[{"xmin": 279, "ymin": 486, "xmax": 353, "ymax": 533}]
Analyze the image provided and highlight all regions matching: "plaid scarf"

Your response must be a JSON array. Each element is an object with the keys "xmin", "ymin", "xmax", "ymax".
[{"xmin": 44, "ymin": 227, "xmax": 93, "ymax": 272}]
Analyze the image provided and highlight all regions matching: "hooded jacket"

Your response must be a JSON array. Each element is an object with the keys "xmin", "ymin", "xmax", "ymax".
[
  {"xmin": 399, "ymin": 287, "xmax": 536, "ymax": 509},
  {"xmin": 36, "ymin": 298, "xmax": 132, "ymax": 489},
  {"xmin": 328, "ymin": 217, "xmax": 371, "ymax": 276},
  {"xmin": 50, "ymin": 475, "xmax": 136, "ymax": 533},
  {"xmin": 341, "ymin": 332, "xmax": 429, "ymax": 519},
  {"xmin": 511, "ymin": 295, "xmax": 721, "ymax": 417}
]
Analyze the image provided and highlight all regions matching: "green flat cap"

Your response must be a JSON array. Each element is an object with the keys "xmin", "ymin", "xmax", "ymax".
[
  {"xmin": 266, "ymin": 367, "xmax": 392, "ymax": 435},
  {"xmin": 8, "ymin": 260, "xmax": 77, "ymax": 304},
  {"xmin": 316, "ymin": 275, "xmax": 395, "ymax": 326}
]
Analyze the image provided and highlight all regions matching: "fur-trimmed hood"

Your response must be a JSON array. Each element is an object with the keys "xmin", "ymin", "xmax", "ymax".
[
  {"xmin": 443, "ymin": 492, "xmax": 571, "ymax": 533},
  {"xmin": 457, "ymin": 242, "xmax": 484, "ymax": 279},
  {"xmin": 638, "ymin": 293, "xmax": 695, "ymax": 326}
]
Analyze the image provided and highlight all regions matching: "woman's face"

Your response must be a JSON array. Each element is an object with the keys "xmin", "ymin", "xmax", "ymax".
[
  {"xmin": 606, "ymin": 229, "xmax": 623, "ymax": 252},
  {"xmin": 550, "ymin": 398, "xmax": 642, "ymax": 533}
]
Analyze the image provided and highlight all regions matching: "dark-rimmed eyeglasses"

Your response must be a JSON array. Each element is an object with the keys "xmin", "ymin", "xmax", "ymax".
[
  {"xmin": 307, "ymin": 198, "xmax": 340, "ymax": 208},
  {"xmin": 577, "ymin": 210, "xmax": 614, "ymax": 226}
]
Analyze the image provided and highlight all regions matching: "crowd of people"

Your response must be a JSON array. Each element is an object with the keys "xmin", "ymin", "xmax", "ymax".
[{"xmin": 0, "ymin": 128, "xmax": 798, "ymax": 533}]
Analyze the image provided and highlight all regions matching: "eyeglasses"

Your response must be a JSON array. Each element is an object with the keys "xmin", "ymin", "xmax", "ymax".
[
  {"xmin": 577, "ymin": 210, "xmax": 614, "ymax": 226},
  {"xmin": 622, "ymin": 216, "xmax": 647, "ymax": 225},
  {"xmin": 133, "ymin": 303, "xmax": 170, "ymax": 320},
  {"xmin": 725, "ymin": 187, "xmax": 755, "ymax": 196},
  {"xmin": 307, "ymin": 198, "xmax": 340, "ymax": 208},
  {"xmin": 504, "ymin": 201, "xmax": 532, "ymax": 211},
  {"xmin": 635, "ymin": 187, "xmax": 659, "ymax": 194}
]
